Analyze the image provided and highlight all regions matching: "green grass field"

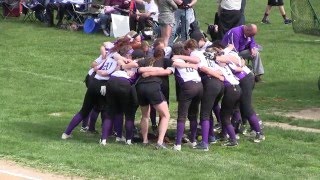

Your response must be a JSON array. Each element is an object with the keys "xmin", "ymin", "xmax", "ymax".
[{"xmin": 1, "ymin": 0, "xmax": 320, "ymax": 179}]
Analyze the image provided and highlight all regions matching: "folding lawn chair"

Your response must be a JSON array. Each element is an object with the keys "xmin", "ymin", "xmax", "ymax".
[
  {"xmin": 21, "ymin": 0, "xmax": 45, "ymax": 22},
  {"xmin": 1, "ymin": 0, "xmax": 21, "ymax": 19}
]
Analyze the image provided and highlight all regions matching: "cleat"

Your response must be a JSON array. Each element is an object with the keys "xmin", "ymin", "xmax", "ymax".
[
  {"xmin": 253, "ymin": 132, "xmax": 265, "ymax": 143},
  {"xmin": 187, "ymin": 141, "xmax": 197, "ymax": 148},
  {"xmin": 284, "ymin": 19, "xmax": 292, "ymax": 24},
  {"xmin": 209, "ymin": 136, "xmax": 217, "ymax": 144},
  {"xmin": 115, "ymin": 136, "xmax": 126, "ymax": 143},
  {"xmin": 155, "ymin": 143, "xmax": 168, "ymax": 150},
  {"xmin": 193, "ymin": 141, "xmax": 209, "ymax": 151},
  {"xmin": 173, "ymin": 144, "xmax": 181, "ymax": 151},
  {"xmin": 222, "ymin": 139, "xmax": 238, "ymax": 147},
  {"xmin": 61, "ymin": 133, "xmax": 72, "ymax": 140},
  {"xmin": 261, "ymin": 19, "xmax": 271, "ymax": 24},
  {"xmin": 99, "ymin": 139, "xmax": 107, "ymax": 146},
  {"xmin": 80, "ymin": 126, "xmax": 88, "ymax": 132},
  {"xmin": 125, "ymin": 139, "xmax": 133, "ymax": 145}
]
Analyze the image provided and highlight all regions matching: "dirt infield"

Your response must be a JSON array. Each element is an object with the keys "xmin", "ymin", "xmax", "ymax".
[{"xmin": 0, "ymin": 159, "xmax": 81, "ymax": 180}]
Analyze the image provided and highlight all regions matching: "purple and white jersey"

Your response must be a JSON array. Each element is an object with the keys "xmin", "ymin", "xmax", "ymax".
[
  {"xmin": 219, "ymin": 65, "xmax": 239, "ymax": 86},
  {"xmin": 199, "ymin": 51, "xmax": 220, "ymax": 71},
  {"xmin": 225, "ymin": 50, "xmax": 251, "ymax": 80},
  {"xmin": 94, "ymin": 53, "xmax": 118, "ymax": 80},
  {"xmin": 172, "ymin": 59, "xmax": 201, "ymax": 85},
  {"xmin": 88, "ymin": 55, "xmax": 104, "ymax": 76}
]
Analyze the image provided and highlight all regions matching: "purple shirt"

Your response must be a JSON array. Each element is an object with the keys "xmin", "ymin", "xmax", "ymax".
[{"xmin": 221, "ymin": 26, "xmax": 256, "ymax": 52}]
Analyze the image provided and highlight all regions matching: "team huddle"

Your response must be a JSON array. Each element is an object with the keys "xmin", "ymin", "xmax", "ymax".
[{"xmin": 61, "ymin": 26, "xmax": 265, "ymax": 151}]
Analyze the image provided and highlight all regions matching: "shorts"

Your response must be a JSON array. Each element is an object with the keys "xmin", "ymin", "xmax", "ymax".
[
  {"xmin": 268, "ymin": 0, "xmax": 284, "ymax": 6},
  {"xmin": 158, "ymin": 13, "xmax": 175, "ymax": 27},
  {"xmin": 136, "ymin": 82, "xmax": 166, "ymax": 106}
]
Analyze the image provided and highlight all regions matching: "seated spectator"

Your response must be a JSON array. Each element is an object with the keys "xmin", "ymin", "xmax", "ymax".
[
  {"xmin": 98, "ymin": 0, "xmax": 130, "ymax": 36},
  {"xmin": 45, "ymin": 0, "xmax": 84, "ymax": 27},
  {"xmin": 23, "ymin": 0, "xmax": 46, "ymax": 22},
  {"xmin": 221, "ymin": 24, "xmax": 264, "ymax": 82},
  {"xmin": 129, "ymin": 0, "xmax": 159, "ymax": 39}
]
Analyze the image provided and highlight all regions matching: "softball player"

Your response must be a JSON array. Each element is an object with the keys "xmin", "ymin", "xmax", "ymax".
[
  {"xmin": 169, "ymin": 42, "xmax": 203, "ymax": 151},
  {"xmin": 62, "ymin": 52, "xmax": 118, "ymax": 141}
]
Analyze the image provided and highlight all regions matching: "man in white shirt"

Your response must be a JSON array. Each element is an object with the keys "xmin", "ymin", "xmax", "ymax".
[{"xmin": 217, "ymin": 0, "xmax": 243, "ymax": 39}]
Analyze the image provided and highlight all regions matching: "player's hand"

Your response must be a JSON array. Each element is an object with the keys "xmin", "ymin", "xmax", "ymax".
[{"xmin": 251, "ymin": 48, "xmax": 257, "ymax": 57}]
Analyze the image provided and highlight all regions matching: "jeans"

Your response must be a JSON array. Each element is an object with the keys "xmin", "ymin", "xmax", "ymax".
[{"xmin": 169, "ymin": 8, "xmax": 194, "ymax": 46}]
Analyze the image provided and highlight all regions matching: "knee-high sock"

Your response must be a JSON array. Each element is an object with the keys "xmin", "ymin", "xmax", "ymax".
[
  {"xmin": 248, "ymin": 114, "xmax": 261, "ymax": 133},
  {"xmin": 175, "ymin": 120, "xmax": 185, "ymax": 145},
  {"xmin": 225, "ymin": 124, "xmax": 236, "ymax": 141},
  {"xmin": 88, "ymin": 109, "xmax": 99, "ymax": 131},
  {"xmin": 189, "ymin": 120, "xmax": 198, "ymax": 143},
  {"xmin": 65, "ymin": 112, "xmax": 83, "ymax": 135},
  {"xmin": 201, "ymin": 120, "xmax": 210, "ymax": 144},
  {"xmin": 114, "ymin": 114, "xmax": 124, "ymax": 138},
  {"xmin": 125, "ymin": 120, "xmax": 134, "ymax": 140},
  {"xmin": 101, "ymin": 118, "xmax": 112, "ymax": 140}
]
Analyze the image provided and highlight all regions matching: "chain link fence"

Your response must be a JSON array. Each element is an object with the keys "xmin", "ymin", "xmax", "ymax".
[{"xmin": 290, "ymin": 0, "xmax": 320, "ymax": 36}]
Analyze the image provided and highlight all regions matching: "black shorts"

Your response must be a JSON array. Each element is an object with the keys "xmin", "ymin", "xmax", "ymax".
[
  {"xmin": 268, "ymin": 0, "xmax": 284, "ymax": 6},
  {"xmin": 136, "ymin": 82, "xmax": 166, "ymax": 106}
]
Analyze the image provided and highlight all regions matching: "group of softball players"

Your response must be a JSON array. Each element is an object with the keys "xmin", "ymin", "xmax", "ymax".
[{"xmin": 61, "ymin": 30, "xmax": 265, "ymax": 151}]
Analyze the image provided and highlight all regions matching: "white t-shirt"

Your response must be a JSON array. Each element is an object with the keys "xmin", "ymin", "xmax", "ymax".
[
  {"xmin": 220, "ymin": 0, "xmax": 241, "ymax": 10},
  {"xmin": 62, "ymin": 0, "xmax": 84, "ymax": 4},
  {"xmin": 142, "ymin": 0, "xmax": 159, "ymax": 22}
]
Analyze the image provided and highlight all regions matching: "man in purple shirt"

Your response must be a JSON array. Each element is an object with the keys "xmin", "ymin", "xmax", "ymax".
[{"xmin": 221, "ymin": 24, "xmax": 264, "ymax": 82}]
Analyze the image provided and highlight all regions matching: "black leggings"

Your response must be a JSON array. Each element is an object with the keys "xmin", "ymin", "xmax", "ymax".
[
  {"xmin": 79, "ymin": 78, "xmax": 108, "ymax": 119},
  {"xmin": 177, "ymin": 81, "xmax": 203, "ymax": 122},
  {"xmin": 239, "ymin": 73, "xmax": 255, "ymax": 119},
  {"xmin": 221, "ymin": 85, "xmax": 241, "ymax": 126},
  {"xmin": 106, "ymin": 77, "xmax": 137, "ymax": 120},
  {"xmin": 200, "ymin": 78, "xmax": 224, "ymax": 121}
]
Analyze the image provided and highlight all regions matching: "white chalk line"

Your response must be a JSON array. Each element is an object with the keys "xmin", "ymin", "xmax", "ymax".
[
  {"xmin": 0, "ymin": 67, "xmax": 83, "ymax": 84},
  {"xmin": 0, "ymin": 169, "xmax": 41, "ymax": 180}
]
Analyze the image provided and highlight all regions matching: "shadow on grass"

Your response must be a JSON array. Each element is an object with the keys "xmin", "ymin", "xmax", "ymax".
[{"xmin": 9, "ymin": 119, "xmax": 100, "ymax": 144}]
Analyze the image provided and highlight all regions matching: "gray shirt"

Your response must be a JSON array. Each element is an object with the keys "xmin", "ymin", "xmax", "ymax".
[{"xmin": 157, "ymin": 0, "xmax": 178, "ymax": 13}]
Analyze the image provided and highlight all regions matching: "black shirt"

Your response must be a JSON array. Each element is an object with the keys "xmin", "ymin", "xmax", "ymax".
[{"xmin": 137, "ymin": 57, "xmax": 171, "ymax": 85}]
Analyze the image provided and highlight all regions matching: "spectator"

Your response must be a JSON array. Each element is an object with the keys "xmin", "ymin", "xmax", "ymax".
[
  {"xmin": 98, "ymin": 0, "xmax": 131, "ymax": 36},
  {"xmin": 217, "ymin": 0, "xmax": 243, "ymax": 40},
  {"xmin": 129, "ymin": 0, "xmax": 159, "ymax": 39},
  {"xmin": 169, "ymin": 0, "xmax": 197, "ymax": 45},
  {"xmin": 45, "ymin": 0, "xmax": 84, "ymax": 27},
  {"xmin": 155, "ymin": 0, "xmax": 179, "ymax": 47},
  {"xmin": 221, "ymin": 24, "xmax": 264, "ymax": 82},
  {"xmin": 261, "ymin": 0, "xmax": 292, "ymax": 24}
]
